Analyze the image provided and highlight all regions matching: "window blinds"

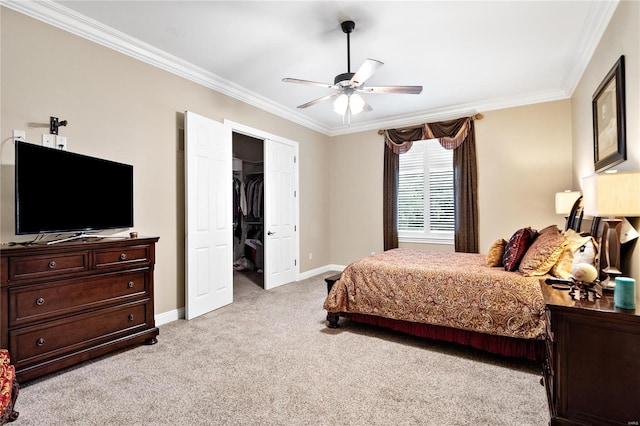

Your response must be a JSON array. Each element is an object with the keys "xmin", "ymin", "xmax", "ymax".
[{"xmin": 398, "ymin": 139, "xmax": 453, "ymax": 234}]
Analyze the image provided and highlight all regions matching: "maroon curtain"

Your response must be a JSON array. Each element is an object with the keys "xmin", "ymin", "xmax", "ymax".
[
  {"xmin": 383, "ymin": 147, "xmax": 399, "ymax": 251},
  {"xmin": 380, "ymin": 117, "xmax": 479, "ymax": 253},
  {"xmin": 381, "ymin": 125, "xmax": 423, "ymax": 250}
]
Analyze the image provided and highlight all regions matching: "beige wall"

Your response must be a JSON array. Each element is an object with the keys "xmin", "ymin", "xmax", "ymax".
[
  {"xmin": 3, "ymin": 2, "xmax": 637, "ymax": 316},
  {"xmin": 328, "ymin": 130, "xmax": 385, "ymax": 263},
  {"xmin": 0, "ymin": 8, "xmax": 331, "ymax": 315},
  {"xmin": 570, "ymin": 0, "xmax": 639, "ymax": 285},
  {"xmin": 475, "ymin": 101, "xmax": 573, "ymax": 250},
  {"xmin": 329, "ymin": 100, "xmax": 573, "ymax": 266}
]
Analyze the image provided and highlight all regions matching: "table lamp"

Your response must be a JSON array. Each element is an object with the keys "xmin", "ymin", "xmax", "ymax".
[
  {"xmin": 582, "ymin": 171, "xmax": 640, "ymax": 289},
  {"xmin": 555, "ymin": 190, "xmax": 582, "ymax": 230}
]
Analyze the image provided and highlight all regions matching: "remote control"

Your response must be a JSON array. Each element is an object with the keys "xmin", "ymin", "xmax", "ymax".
[{"xmin": 545, "ymin": 278, "xmax": 573, "ymax": 285}]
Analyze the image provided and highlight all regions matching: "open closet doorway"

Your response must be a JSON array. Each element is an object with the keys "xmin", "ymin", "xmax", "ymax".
[
  {"xmin": 185, "ymin": 113, "xmax": 299, "ymax": 320},
  {"xmin": 228, "ymin": 120, "xmax": 300, "ymax": 292},
  {"xmin": 233, "ymin": 133, "xmax": 265, "ymax": 289}
]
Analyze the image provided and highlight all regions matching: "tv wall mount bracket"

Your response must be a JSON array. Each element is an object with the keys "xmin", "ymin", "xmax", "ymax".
[{"xmin": 49, "ymin": 116, "xmax": 68, "ymax": 135}]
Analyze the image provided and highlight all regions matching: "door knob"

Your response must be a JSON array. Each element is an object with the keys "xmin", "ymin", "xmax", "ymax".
[{"xmin": 267, "ymin": 231, "xmax": 275, "ymax": 236}]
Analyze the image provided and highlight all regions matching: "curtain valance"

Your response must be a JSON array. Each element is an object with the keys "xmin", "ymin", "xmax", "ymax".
[
  {"xmin": 378, "ymin": 116, "xmax": 474, "ymax": 153},
  {"xmin": 381, "ymin": 115, "xmax": 480, "ymax": 253}
]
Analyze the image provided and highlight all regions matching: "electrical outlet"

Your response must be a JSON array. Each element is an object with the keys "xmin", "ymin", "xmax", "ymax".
[
  {"xmin": 12, "ymin": 130, "xmax": 26, "ymax": 142},
  {"xmin": 308, "ymin": 253, "xmax": 313, "ymax": 260},
  {"xmin": 56, "ymin": 135, "xmax": 67, "ymax": 150},
  {"xmin": 42, "ymin": 134, "xmax": 55, "ymax": 148}
]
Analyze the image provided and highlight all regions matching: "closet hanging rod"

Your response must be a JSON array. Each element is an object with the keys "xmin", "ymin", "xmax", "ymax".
[{"xmin": 232, "ymin": 157, "xmax": 263, "ymax": 164}]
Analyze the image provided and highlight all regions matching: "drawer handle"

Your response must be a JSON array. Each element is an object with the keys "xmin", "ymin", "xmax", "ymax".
[
  {"xmin": 48, "ymin": 261, "xmax": 57, "ymax": 269},
  {"xmin": 119, "ymin": 253, "xmax": 127, "ymax": 261},
  {"xmin": 128, "ymin": 281, "xmax": 135, "ymax": 288},
  {"xmin": 36, "ymin": 338, "xmax": 46, "ymax": 346},
  {"xmin": 36, "ymin": 297, "xmax": 46, "ymax": 306},
  {"xmin": 128, "ymin": 314, "xmax": 134, "ymax": 321}
]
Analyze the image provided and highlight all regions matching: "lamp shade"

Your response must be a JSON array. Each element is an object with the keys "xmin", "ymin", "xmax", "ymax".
[
  {"xmin": 555, "ymin": 191, "xmax": 581, "ymax": 215},
  {"xmin": 349, "ymin": 93, "xmax": 365, "ymax": 114},
  {"xmin": 582, "ymin": 171, "xmax": 640, "ymax": 216},
  {"xmin": 333, "ymin": 94, "xmax": 349, "ymax": 115}
]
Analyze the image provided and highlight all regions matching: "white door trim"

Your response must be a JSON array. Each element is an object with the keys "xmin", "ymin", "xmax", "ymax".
[{"xmin": 224, "ymin": 120, "xmax": 300, "ymax": 284}]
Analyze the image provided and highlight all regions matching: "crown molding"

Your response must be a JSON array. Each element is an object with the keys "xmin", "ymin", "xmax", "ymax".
[
  {"xmin": 2, "ymin": 0, "xmax": 616, "ymax": 137},
  {"xmin": 1, "ymin": 0, "xmax": 333, "ymax": 135},
  {"xmin": 328, "ymin": 88, "xmax": 570, "ymax": 136},
  {"xmin": 560, "ymin": 0, "xmax": 619, "ymax": 96}
]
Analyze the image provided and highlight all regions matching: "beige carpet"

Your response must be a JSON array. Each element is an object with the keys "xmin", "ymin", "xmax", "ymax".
[{"xmin": 14, "ymin": 271, "xmax": 548, "ymax": 425}]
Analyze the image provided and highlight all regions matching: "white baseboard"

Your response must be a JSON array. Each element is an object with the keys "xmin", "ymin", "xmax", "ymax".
[
  {"xmin": 155, "ymin": 307, "xmax": 184, "ymax": 326},
  {"xmin": 155, "ymin": 264, "xmax": 346, "ymax": 326},
  {"xmin": 297, "ymin": 264, "xmax": 345, "ymax": 280}
]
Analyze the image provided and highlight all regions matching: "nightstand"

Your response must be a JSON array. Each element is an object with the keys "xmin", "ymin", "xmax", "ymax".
[{"xmin": 540, "ymin": 281, "xmax": 640, "ymax": 425}]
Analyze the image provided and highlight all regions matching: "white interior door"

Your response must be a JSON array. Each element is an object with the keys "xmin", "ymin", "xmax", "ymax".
[
  {"xmin": 185, "ymin": 111, "xmax": 233, "ymax": 320},
  {"xmin": 264, "ymin": 138, "xmax": 297, "ymax": 290}
]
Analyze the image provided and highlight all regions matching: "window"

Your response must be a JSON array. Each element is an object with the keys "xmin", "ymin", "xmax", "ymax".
[{"xmin": 398, "ymin": 139, "xmax": 454, "ymax": 244}]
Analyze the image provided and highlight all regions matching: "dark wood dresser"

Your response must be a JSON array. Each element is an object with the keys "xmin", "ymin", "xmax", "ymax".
[
  {"xmin": 541, "ymin": 281, "xmax": 640, "ymax": 425},
  {"xmin": 1, "ymin": 237, "xmax": 160, "ymax": 382}
]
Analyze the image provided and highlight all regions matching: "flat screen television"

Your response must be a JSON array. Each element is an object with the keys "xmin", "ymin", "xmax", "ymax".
[{"xmin": 15, "ymin": 141, "xmax": 133, "ymax": 235}]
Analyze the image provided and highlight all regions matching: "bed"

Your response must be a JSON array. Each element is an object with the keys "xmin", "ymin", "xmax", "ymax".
[{"xmin": 324, "ymin": 204, "xmax": 600, "ymax": 361}]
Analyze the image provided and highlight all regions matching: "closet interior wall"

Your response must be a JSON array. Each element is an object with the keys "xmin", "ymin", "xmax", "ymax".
[{"xmin": 232, "ymin": 132, "xmax": 264, "ymax": 286}]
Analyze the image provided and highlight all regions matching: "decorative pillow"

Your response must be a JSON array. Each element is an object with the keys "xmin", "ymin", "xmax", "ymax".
[
  {"xmin": 550, "ymin": 246, "xmax": 574, "ymax": 279},
  {"xmin": 503, "ymin": 227, "xmax": 538, "ymax": 272},
  {"xmin": 486, "ymin": 238, "xmax": 507, "ymax": 267},
  {"xmin": 519, "ymin": 232, "xmax": 567, "ymax": 276},
  {"xmin": 538, "ymin": 225, "xmax": 561, "ymax": 235}
]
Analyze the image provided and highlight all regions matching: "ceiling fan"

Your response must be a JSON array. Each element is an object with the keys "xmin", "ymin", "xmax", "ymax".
[{"xmin": 282, "ymin": 20, "xmax": 423, "ymax": 124}]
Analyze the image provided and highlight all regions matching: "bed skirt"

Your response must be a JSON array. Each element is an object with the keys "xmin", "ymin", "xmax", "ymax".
[{"xmin": 343, "ymin": 313, "xmax": 545, "ymax": 362}]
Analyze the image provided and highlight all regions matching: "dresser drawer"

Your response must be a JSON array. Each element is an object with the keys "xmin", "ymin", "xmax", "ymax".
[
  {"xmin": 94, "ymin": 245, "xmax": 150, "ymax": 269},
  {"xmin": 8, "ymin": 252, "xmax": 89, "ymax": 281},
  {"xmin": 10, "ymin": 301, "xmax": 150, "ymax": 367},
  {"xmin": 9, "ymin": 270, "xmax": 149, "ymax": 327}
]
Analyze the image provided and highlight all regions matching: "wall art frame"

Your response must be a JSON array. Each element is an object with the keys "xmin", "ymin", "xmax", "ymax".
[{"xmin": 592, "ymin": 55, "xmax": 626, "ymax": 172}]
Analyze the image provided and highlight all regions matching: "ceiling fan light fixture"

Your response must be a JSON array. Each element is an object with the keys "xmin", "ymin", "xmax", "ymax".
[
  {"xmin": 333, "ymin": 92, "xmax": 365, "ymax": 116},
  {"xmin": 349, "ymin": 93, "xmax": 365, "ymax": 114},
  {"xmin": 283, "ymin": 19, "xmax": 422, "ymax": 121},
  {"xmin": 333, "ymin": 94, "xmax": 349, "ymax": 115}
]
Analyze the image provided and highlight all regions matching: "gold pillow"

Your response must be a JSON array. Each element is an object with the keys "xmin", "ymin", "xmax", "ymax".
[
  {"xmin": 486, "ymin": 238, "xmax": 507, "ymax": 267},
  {"xmin": 550, "ymin": 246, "xmax": 574, "ymax": 279},
  {"xmin": 519, "ymin": 232, "xmax": 567, "ymax": 276}
]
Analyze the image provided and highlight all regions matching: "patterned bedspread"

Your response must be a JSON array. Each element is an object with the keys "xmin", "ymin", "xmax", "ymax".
[{"xmin": 323, "ymin": 249, "xmax": 546, "ymax": 340}]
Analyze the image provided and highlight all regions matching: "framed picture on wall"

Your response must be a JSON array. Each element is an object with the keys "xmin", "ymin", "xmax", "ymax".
[{"xmin": 592, "ymin": 55, "xmax": 626, "ymax": 172}]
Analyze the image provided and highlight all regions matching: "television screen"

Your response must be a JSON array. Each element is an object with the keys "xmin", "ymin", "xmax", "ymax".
[{"xmin": 15, "ymin": 141, "xmax": 133, "ymax": 235}]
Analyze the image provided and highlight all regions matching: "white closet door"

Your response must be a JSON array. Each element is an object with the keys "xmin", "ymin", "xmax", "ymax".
[
  {"xmin": 264, "ymin": 138, "xmax": 297, "ymax": 289},
  {"xmin": 185, "ymin": 111, "xmax": 233, "ymax": 319}
]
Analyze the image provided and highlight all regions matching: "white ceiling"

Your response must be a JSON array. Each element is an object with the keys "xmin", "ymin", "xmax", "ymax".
[{"xmin": 5, "ymin": 1, "xmax": 618, "ymax": 136}]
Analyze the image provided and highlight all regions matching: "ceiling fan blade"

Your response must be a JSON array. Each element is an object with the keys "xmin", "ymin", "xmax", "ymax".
[
  {"xmin": 282, "ymin": 78, "xmax": 334, "ymax": 89},
  {"xmin": 349, "ymin": 59, "xmax": 384, "ymax": 87},
  {"xmin": 360, "ymin": 85, "xmax": 423, "ymax": 94},
  {"xmin": 296, "ymin": 92, "xmax": 341, "ymax": 109}
]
